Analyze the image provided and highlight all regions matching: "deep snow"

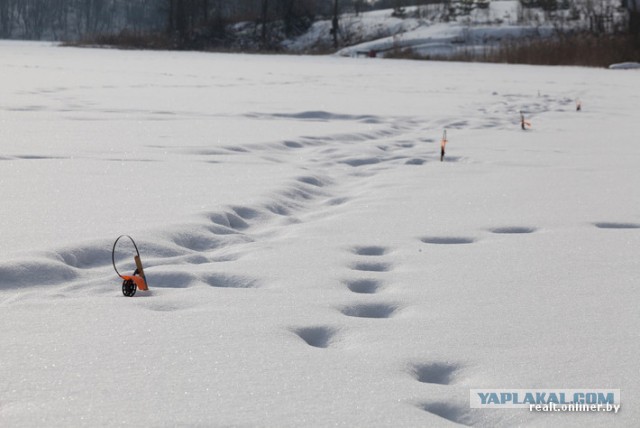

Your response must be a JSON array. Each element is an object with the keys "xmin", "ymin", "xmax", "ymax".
[{"xmin": 1, "ymin": 41, "xmax": 639, "ymax": 427}]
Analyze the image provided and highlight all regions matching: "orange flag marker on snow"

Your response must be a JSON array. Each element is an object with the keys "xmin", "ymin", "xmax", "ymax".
[
  {"xmin": 520, "ymin": 111, "xmax": 531, "ymax": 130},
  {"xmin": 440, "ymin": 130, "xmax": 448, "ymax": 162}
]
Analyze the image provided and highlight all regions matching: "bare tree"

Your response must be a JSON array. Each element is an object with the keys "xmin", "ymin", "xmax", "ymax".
[
  {"xmin": 70, "ymin": 0, "xmax": 117, "ymax": 36},
  {"xmin": 0, "ymin": 0, "xmax": 323, "ymax": 48},
  {"xmin": 0, "ymin": 0, "xmax": 16, "ymax": 38},
  {"xmin": 260, "ymin": 0, "xmax": 269, "ymax": 47},
  {"xmin": 123, "ymin": 0, "xmax": 164, "ymax": 34},
  {"xmin": 628, "ymin": 0, "xmax": 640, "ymax": 35},
  {"xmin": 50, "ymin": 0, "xmax": 70, "ymax": 40},
  {"xmin": 16, "ymin": 0, "xmax": 50, "ymax": 39},
  {"xmin": 353, "ymin": 0, "xmax": 365, "ymax": 16},
  {"xmin": 331, "ymin": 0, "xmax": 339, "ymax": 48}
]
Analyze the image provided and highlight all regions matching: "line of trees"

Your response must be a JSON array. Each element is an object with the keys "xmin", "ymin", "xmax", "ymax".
[
  {"xmin": 517, "ymin": 0, "xmax": 640, "ymax": 35},
  {"xmin": 0, "ymin": 0, "xmax": 166, "ymax": 40},
  {"xmin": 0, "ymin": 0, "xmax": 377, "ymax": 44},
  {"xmin": 0, "ymin": 0, "xmax": 637, "ymax": 48}
]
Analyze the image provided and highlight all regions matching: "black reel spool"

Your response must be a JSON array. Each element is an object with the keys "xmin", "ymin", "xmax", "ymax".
[
  {"xmin": 122, "ymin": 278, "xmax": 136, "ymax": 297},
  {"xmin": 112, "ymin": 235, "xmax": 142, "ymax": 297}
]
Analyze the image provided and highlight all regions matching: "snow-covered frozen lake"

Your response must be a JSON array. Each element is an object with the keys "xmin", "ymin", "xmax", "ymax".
[{"xmin": 1, "ymin": 41, "xmax": 638, "ymax": 427}]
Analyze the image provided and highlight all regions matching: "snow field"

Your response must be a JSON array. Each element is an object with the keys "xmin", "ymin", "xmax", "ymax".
[{"xmin": 1, "ymin": 42, "xmax": 639, "ymax": 427}]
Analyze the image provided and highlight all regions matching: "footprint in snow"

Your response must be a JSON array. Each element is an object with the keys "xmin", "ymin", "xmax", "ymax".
[
  {"xmin": 343, "ymin": 246, "xmax": 392, "ymax": 295},
  {"xmin": 417, "ymin": 401, "xmax": 477, "ymax": 427},
  {"xmin": 325, "ymin": 196, "xmax": 350, "ymax": 206},
  {"xmin": 146, "ymin": 271, "xmax": 198, "ymax": 289},
  {"xmin": 292, "ymin": 326, "xmax": 339, "ymax": 349},
  {"xmin": 351, "ymin": 245, "xmax": 389, "ymax": 256},
  {"xmin": 200, "ymin": 273, "xmax": 260, "ymax": 288},
  {"xmin": 490, "ymin": 226, "xmax": 537, "ymax": 234},
  {"xmin": 410, "ymin": 361, "xmax": 461, "ymax": 385},
  {"xmin": 593, "ymin": 222, "xmax": 640, "ymax": 230},
  {"xmin": 296, "ymin": 175, "xmax": 327, "ymax": 188},
  {"xmin": 340, "ymin": 302, "xmax": 399, "ymax": 319},
  {"xmin": 344, "ymin": 279, "xmax": 383, "ymax": 294},
  {"xmin": 208, "ymin": 211, "xmax": 250, "ymax": 231},
  {"xmin": 420, "ymin": 236, "xmax": 476, "ymax": 245},
  {"xmin": 340, "ymin": 157, "xmax": 382, "ymax": 167},
  {"xmin": 405, "ymin": 158, "xmax": 426, "ymax": 165},
  {"xmin": 283, "ymin": 140, "xmax": 303, "ymax": 149},
  {"xmin": 140, "ymin": 301, "xmax": 198, "ymax": 312},
  {"xmin": 350, "ymin": 261, "xmax": 392, "ymax": 272}
]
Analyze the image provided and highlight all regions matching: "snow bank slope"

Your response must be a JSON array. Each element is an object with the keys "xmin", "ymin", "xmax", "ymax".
[{"xmin": 287, "ymin": 2, "xmax": 552, "ymax": 58}]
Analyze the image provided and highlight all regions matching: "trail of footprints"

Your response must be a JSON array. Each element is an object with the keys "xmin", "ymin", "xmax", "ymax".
[
  {"xmin": 414, "ymin": 221, "xmax": 640, "ymax": 425},
  {"xmin": 144, "ymin": 108, "xmax": 638, "ymax": 423},
  {"xmin": 290, "ymin": 219, "xmax": 640, "ymax": 426},
  {"xmin": 120, "ymin": 173, "xmax": 341, "ymax": 313},
  {"xmin": 341, "ymin": 245, "xmax": 397, "ymax": 319},
  {"xmin": 420, "ymin": 225, "xmax": 538, "ymax": 249},
  {"xmin": 291, "ymin": 244, "xmax": 477, "ymax": 424},
  {"xmin": 291, "ymin": 245, "xmax": 396, "ymax": 349},
  {"xmin": 6, "ymin": 101, "xmax": 637, "ymax": 421},
  {"xmin": 46, "ymin": 113, "xmax": 635, "ymax": 419}
]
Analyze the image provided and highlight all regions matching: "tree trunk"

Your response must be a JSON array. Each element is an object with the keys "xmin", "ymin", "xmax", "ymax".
[
  {"xmin": 332, "ymin": 0, "xmax": 339, "ymax": 49},
  {"xmin": 261, "ymin": 0, "xmax": 268, "ymax": 47},
  {"xmin": 630, "ymin": 0, "xmax": 640, "ymax": 36},
  {"xmin": 0, "ymin": 0, "xmax": 13, "ymax": 38}
]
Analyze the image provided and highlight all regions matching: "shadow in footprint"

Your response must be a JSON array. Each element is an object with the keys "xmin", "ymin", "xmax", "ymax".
[
  {"xmin": 420, "ymin": 237, "xmax": 475, "ymax": 245},
  {"xmin": 411, "ymin": 362, "xmax": 460, "ymax": 385},
  {"xmin": 441, "ymin": 156, "xmax": 464, "ymax": 163},
  {"xmin": 292, "ymin": 326, "xmax": 338, "ymax": 349},
  {"xmin": 340, "ymin": 303, "xmax": 398, "ymax": 319},
  {"xmin": 231, "ymin": 206, "xmax": 262, "ymax": 220},
  {"xmin": 148, "ymin": 271, "xmax": 198, "ymax": 288},
  {"xmin": 224, "ymin": 146, "xmax": 249, "ymax": 153},
  {"xmin": 418, "ymin": 402, "xmax": 476, "ymax": 426},
  {"xmin": 283, "ymin": 141, "xmax": 303, "ymax": 149},
  {"xmin": 594, "ymin": 222, "xmax": 640, "ymax": 229},
  {"xmin": 396, "ymin": 142, "xmax": 415, "ymax": 148},
  {"xmin": 200, "ymin": 273, "xmax": 259, "ymax": 288},
  {"xmin": 171, "ymin": 234, "xmax": 221, "ymax": 252},
  {"xmin": 264, "ymin": 202, "xmax": 292, "ymax": 216},
  {"xmin": 352, "ymin": 246, "xmax": 388, "ymax": 256},
  {"xmin": 0, "ymin": 259, "xmax": 77, "ymax": 289},
  {"xmin": 326, "ymin": 197, "xmax": 350, "ymax": 206},
  {"xmin": 208, "ymin": 212, "xmax": 249, "ymax": 231},
  {"xmin": 297, "ymin": 176, "xmax": 326, "ymax": 187},
  {"xmin": 182, "ymin": 254, "xmax": 211, "ymax": 265},
  {"xmin": 341, "ymin": 157, "xmax": 381, "ymax": 167},
  {"xmin": 56, "ymin": 245, "xmax": 113, "ymax": 269},
  {"xmin": 405, "ymin": 158, "xmax": 426, "ymax": 165},
  {"xmin": 490, "ymin": 227, "xmax": 537, "ymax": 234},
  {"xmin": 351, "ymin": 261, "xmax": 392, "ymax": 272},
  {"xmin": 345, "ymin": 279, "xmax": 382, "ymax": 294},
  {"xmin": 142, "ymin": 301, "xmax": 196, "ymax": 312}
]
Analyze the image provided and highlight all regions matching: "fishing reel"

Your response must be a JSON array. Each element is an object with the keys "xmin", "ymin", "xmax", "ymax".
[{"xmin": 112, "ymin": 235, "xmax": 149, "ymax": 297}]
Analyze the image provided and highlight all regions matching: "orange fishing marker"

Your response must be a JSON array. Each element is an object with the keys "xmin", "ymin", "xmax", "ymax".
[
  {"xmin": 440, "ymin": 130, "xmax": 448, "ymax": 162},
  {"xmin": 112, "ymin": 235, "xmax": 149, "ymax": 297},
  {"xmin": 520, "ymin": 111, "xmax": 531, "ymax": 130}
]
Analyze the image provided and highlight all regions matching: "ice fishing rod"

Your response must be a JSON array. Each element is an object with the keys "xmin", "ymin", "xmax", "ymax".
[{"xmin": 112, "ymin": 235, "xmax": 148, "ymax": 297}]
